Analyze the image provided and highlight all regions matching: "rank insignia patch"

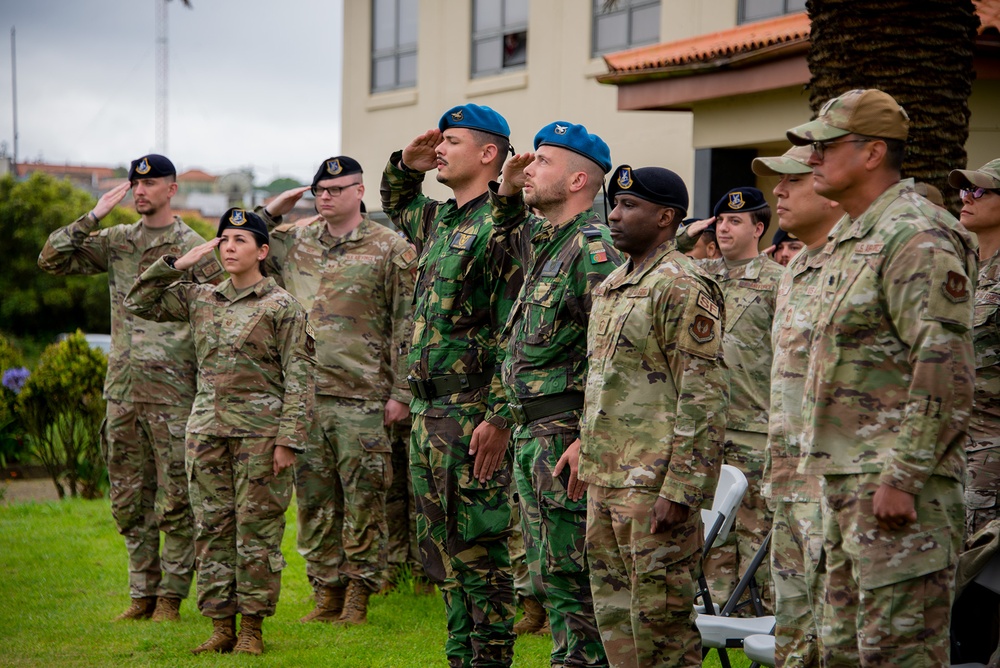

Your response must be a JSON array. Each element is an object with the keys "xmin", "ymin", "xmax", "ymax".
[
  {"xmin": 690, "ymin": 314, "xmax": 715, "ymax": 343},
  {"xmin": 944, "ymin": 270, "xmax": 969, "ymax": 303}
]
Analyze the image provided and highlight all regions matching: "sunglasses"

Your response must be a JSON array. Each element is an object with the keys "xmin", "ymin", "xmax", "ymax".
[{"xmin": 960, "ymin": 187, "xmax": 1000, "ymax": 200}]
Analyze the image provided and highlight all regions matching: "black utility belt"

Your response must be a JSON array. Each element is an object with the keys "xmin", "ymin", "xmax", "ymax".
[
  {"xmin": 509, "ymin": 392, "xmax": 584, "ymax": 425},
  {"xmin": 407, "ymin": 372, "xmax": 493, "ymax": 401}
]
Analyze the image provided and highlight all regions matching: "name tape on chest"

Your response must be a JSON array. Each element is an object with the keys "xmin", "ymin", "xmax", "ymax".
[
  {"xmin": 737, "ymin": 280, "xmax": 776, "ymax": 291},
  {"xmin": 854, "ymin": 243, "xmax": 885, "ymax": 255},
  {"xmin": 696, "ymin": 291, "xmax": 720, "ymax": 318},
  {"xmin": 980, "ymin": 291, "xmax": 1000, "ymax": 306}
]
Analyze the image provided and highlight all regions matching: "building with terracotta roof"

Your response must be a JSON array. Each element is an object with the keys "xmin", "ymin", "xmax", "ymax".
[{"xmin": 343, "ymin": 0, "xmax": 1000, "ymax": 221}]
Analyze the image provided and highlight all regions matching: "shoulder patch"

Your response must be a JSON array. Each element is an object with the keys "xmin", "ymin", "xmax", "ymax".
[
  {"xmin": 943, "ymin": 270, "xmax": 970, "ymax": 303},
  {"xmin": 696, "ymin": 291, "xmax": 721, "ymax": 318},
  {"xmin": 689, "ymin": 314, "xmax": 716, "ymax": 343},
  {"xmin": 588, "ymin": 240, "xmax": 609, "ymax": 264}
]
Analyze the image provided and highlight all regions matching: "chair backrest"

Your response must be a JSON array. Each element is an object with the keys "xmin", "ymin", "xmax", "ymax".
[
  {"xmin": 975, "ymin": 549, "xmax": 1000, "ymax": 596},
  {"xmin": 701, "ymin": 464, "xmax": 749, "ymax": 548}
]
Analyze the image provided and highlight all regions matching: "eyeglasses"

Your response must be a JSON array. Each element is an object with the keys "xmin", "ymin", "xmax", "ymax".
[
  {"xmin": 960, "ymin": 187, "xmax": 1000, "ymax": 200},
  {"xmin": 809, "ymin": 138, "xmax": 874, "ymax": 160},
  {"xmin": 311, "ymin": 182, "xmax": 362, "ymax": 197}
]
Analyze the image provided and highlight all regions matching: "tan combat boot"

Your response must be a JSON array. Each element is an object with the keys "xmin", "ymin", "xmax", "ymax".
[
  {"xmin": 190, "ymin": 617, "xmax": 236, "ymax": 655},
  {"xmin": 113, "ymin": 596, "xmax": 156, "ymax": 621},
  {"xmin": 233, "ymin": 614, "xmax": 264, "ymax": 655},
  {"xmin": 300, "ymin": 584, "xmax": 346, "ymax": 623},
  {"xmin": 513, "ymin": 597, "xmax": 547, "ymax": 635},
  {"xmin": 150, "ymin": 596, "xmax": 181, "ymax": 622},
  {"xmin": 334, "ymin": 579, "xmax": 371, "ymax": 626}
]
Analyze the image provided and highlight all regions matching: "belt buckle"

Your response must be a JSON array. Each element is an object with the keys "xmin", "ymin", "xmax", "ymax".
[
  {"xmin": 407, "ymin": 376, "xmax": 432, "ymax": 400},
  {"xmin": 509, "ymin": 403, "xmax": 526, "ymax": 424}
]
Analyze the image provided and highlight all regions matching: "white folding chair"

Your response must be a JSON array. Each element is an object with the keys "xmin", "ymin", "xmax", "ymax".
[
  {"xmin": 743, "ymin": 634, "xmax": 775, "ymax": 667},
  {"xmin": 695, "ymin": 464, "xmax": 748, "ymax": 616}
]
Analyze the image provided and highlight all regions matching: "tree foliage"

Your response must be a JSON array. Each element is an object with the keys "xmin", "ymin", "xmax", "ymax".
[{"xmin": 806, "ymin": 0, "xmax": 979, "ymax": 212}]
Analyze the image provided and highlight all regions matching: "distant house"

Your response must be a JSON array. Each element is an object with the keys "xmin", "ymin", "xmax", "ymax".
[
  {"xmin": 177, "ymin": 169, "xmax": 217, "ymax": 194},
  {"xmin": 16, "ymin": 161, "xmax": 122, "ymax": 198}
]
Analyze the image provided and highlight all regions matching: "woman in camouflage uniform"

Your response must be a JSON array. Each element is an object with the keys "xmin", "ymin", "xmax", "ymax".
[{"xmin": 125, "ymin": 208, "xmax": 315, "ymax": 656}]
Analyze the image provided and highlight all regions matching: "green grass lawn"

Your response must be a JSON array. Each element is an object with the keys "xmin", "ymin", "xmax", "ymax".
[{"xmin": 0, "ymin": 496, "xmax": 750, "ymax": 667}]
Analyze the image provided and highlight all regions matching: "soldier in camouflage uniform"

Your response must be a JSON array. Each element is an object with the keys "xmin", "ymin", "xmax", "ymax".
[
  {"xmin": 680, "ymin": 187, "xmax": 781, "ymax": 612},
  {"xmin": 786, "ymin": 89, "xmax": 977, "ymax": 666},
  {"xmin": 380, "ymin": 104, "xmax": 523, "ymax": 668},
  {"xmin": 752, "ymin": 145, "xmax": 844, "ymax": 667},
  {"xmin": 949, "ymin": 159, "xmax": 1000, "ymax": 537},
  {"xmin": 257, "ymin": 156, "xmax": 416, "ymax": 624},
  {"xmin": 38, "ymin": 154, "xmax": 223, "ymax": 622},
  {"xmin": 579, "ymin": 165, "xmax": 728, "ymax": 667},
  {"xmin": 125, "ymin": 208, "xmax": 316, "ymax": 656},
  {"xmin": 490, "ymin": 121, "xmax": 622, "ymax": 667}
]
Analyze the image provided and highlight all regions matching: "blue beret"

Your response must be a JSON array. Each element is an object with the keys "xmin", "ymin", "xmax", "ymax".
[
  {"xmin": 713, "ymin": 187, "xmax": 768, "ymax": 218},
  {"xmin": 438, "ymin": 104, "xmax": 510, "ymax": 139},
  {"xmin": 128, "ymin": 154, "xmax": 175, "ymax": 181},
  {"xmin": 533, "ymin": 121, "xmax": 612, "ymax": 174},
  {"xmin": 217, "ymin": 208, "xmax": 268, "ymax": 244},
  {"xmin": 608, "ymin": 165, "xmax": 688, "ymax": 215},
  {"xmin": 312, "ymin": 156, "xmax": 363, "ymax": 189}
]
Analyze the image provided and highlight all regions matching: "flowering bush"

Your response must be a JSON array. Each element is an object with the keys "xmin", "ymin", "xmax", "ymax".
[{"xmin": 2, "ymin": 367, "xmax": 29, "ymax": 395}]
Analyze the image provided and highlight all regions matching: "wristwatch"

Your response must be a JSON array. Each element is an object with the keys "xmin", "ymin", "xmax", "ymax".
[{"xmin": 485, "ymin": 414, "xmax": 510, "ymax": 430}]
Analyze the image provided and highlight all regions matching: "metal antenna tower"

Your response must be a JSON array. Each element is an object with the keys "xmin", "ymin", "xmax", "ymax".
[{"xmin": 155, "ymin": 0, "xmax": 168, "ymax": 153}]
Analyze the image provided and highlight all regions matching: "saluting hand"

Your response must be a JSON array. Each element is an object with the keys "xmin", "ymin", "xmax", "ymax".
[
  {"xmin": 92, "ymin": 181, "xmax": 132, "ymax": 220},
  {"xmin": 553, "ymin": 438, "xmax": 587, "ymax": 502},
  {"xmin": 401, "ymin": 129, "xmax": 443, "ymax": 173},
  {"xmin": 684, "ymin": 216, "xmax": 715, "ymax": 237},
  {"xmin": 265, "ymin": 186, "xmax": 310, "ymax": 218},
  {"xmin": 173, "ymin": 238, "xmax": 221, "ymax": 271},
  {"xmin": 498, "ymin": 152, "xmax": 534, "ymax": 196}
]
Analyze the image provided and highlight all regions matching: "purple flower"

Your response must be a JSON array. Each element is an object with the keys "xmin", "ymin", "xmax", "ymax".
[{"xmin": 2, "ymin": 367, "xmax": 30, "ymax": 395}]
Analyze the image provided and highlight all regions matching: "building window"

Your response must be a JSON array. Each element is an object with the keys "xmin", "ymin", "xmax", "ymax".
[
  {"xmin": 592, "ymin": 0, "xmax": 661, "ymax": 57},
  {"xmin": 471, "ymin": 0, "xmax": 528, "ymax": 79},
  {"xmin": 371, "ymin": 0, "xmax": 418, "ymax": 93},
  {"xmin": 738, "ymin": 0, "xmax": 807, "ymax": 24}
]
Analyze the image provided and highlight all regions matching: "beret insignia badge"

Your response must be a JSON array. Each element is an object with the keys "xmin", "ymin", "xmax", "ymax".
[
  {"xmin": 554, "ymin": 124, "xmax": 567, "ymax": 135},
  {"xmin": 326, "ymin": 159, "xmax": 342, "ymax": 175},
  {"xmin": 451, "ymin": 110, "xmax": 464, "ymax": 122},
  {"xmin": 135, "ymin": 158, "xmax": 151, "ymax": 175},
  {"xmin": 229, "ymin": 210, "xmax": 247, "ymax": 226},
  {"xmin": 617, "ymin": 167, "xmax": 632, "ymax": 189},
  {"xmin": 728, "ymin": 192, "xmax": 745, "ymax": 209}
]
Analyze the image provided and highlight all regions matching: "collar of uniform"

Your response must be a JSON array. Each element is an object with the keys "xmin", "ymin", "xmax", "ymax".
[
  {"xmin": 215, "ymin": 276, "xmax": 276, "ymax": 302},
  {"xmin": 125, "ymin": 215, "xmax": 185, "ymax": 246},
  {"xmin": 840, "ymin": 178, "xmax": 914, "ymax": 243},
  {"xmin": 981, "ymin": 248, "xmax": 1000, "ymax": 286},
  {"xmin": 444, "ymin": 191, "xmax": 490, "ymax": 219},
  {"xmin": 531, "ymin": 209, "xmax": 598, "ymax": 246},
  {"xmin": 318, "ymin": 215, "xmax": 371, "ymax": 247},
  {"xmin": 611, "ymin": 237, "xmax": 678, "ymax": 288},
  {"xmin": 724, "ymin": 252, "xmax": 771, "ymax": 280}
]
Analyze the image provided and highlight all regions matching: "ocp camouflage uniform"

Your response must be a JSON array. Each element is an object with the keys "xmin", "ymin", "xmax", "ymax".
[
  {"xmin": 385, "ymin": 415, "xmax": 427, "ymax": 583},
  {"xmin": 698, "ymin": 252, "xmax": 781, "ymax": 612},
  {"xmin": 381, "ymin": 154, "xmax": 523, "ymax": 668},
  {"xmin": 797, "ymin": 180, "xmax": 977, "ymax": 666},
  {"xmin": 124, "ymin": 257, "xmax": 316, "ymax": 619},
  {"xmin": 38, "ymin": 214, "xmax": 223, "ymax": 603},
  {"xmin": 766, "ymin": 245, "xmax": 828, "ymax": 667},
  {"xmin": 579, "ymin": 239, "xmax": 728, "ymax": 668},
  {"xmin": 261, "ymin": 212, "xmax": 416, "ymax": 593},
  {"xmin": 967, "ymin": 249, "xmax": 1000, "ymax": 537},
  {"xmin": 491, "ymin": 185, "xmax": 622, "ymax": 667}
]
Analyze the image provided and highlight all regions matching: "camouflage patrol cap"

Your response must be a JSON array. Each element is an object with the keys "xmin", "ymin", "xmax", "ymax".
[
  {"xmin": 751, "ymin": 145, "xmax": 813, "ymax": 177},
  {"xmin": 948, "ymin": 159, "xmax": 1000, "ymax": 190},
  {"xmin": 217, "ymin": 208, "xmax": 268, "ymax": 244},
  {"xmin": 786, "ymin": 89, "xmax": 910, "ymax": 145}
]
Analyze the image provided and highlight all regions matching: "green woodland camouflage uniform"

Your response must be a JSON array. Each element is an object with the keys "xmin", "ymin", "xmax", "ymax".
[
  {"xmin": 38, "ymin": 214, "xmax": 223, "ymax": 603},
  {"xmin": 579, "ymin": 239, "xmax": 728, "ymax": 668},
  {"xmin": 381, "ymin": 154, "xmax": 523, "ymax": 668},
  {"xmin": 125, "ymin": 257, "xmax": 316, "ymax": 620},
  {"xmin": 385, "ymin": 415, "xmax": 427, "ymax": 583},
  {"xmin": 796, "ymin": 181, "xmax": 977, "ymax": 667},
  {"xmin": 490, "ymin": 184, "xmax": 621, "ymax": 667},
  {"xmin": 260, "ymin": 211, "xmax": 417, "ymax": 593},
  {"xmin": 766, "ymin": 245, "xmax": 828, "ymax": 667},
  {"xmin": 967, "ymin": 249, "xmax": 1000, "ymax": 536},
  {"xmin": 696, "ymin": 252, "xmax": 780, "ymax": 612}
]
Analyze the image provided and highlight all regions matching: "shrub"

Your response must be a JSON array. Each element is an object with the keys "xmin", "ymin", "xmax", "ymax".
[
  {"xmin": 0, "ymin": 334, "xmax": 27, "ymax": 469},
  {"xmin": 15, "ymin": 331, "xmax": 107, "ymax": 499}
]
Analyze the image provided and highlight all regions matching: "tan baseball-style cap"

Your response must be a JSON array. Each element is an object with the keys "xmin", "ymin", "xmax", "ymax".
[
  {"xmin": 787, "ymin": 89, "xmax": 910, "ymax": 145},
  {"xmin": 948, "ymin": 159, "xmax": 1000, "ymax": 190},
  {"xmin": 752, "ymin": 145, "xmax": 814, "ymax": 177}
]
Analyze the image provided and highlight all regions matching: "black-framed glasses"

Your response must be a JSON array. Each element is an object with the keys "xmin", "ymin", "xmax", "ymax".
[
  {"xmin": 960, "ymin": 187, "xmax": 999, "ymax": 200},
  {"xmin": 810, "ymin": 138, "xmax": 875, "ymax": 160},
  {"xmin": 311, "ymin": 182, "xmax": 362, "ymax": 197}
]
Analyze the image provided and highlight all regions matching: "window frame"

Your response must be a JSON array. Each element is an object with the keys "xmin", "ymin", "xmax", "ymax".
[
  {"xmin": 591, "ymin": 0, "xmax": 661, "ymax": 58},
  {"xmin": 737, "ymin": 0, "xmax": 807, "ymax": 25},
  {"xmin": 470, "ymin": 0, "xmax": 529, "ymax": 79},
  {"xmin": 370, "ymin": 0, "xmax": 418, "ymax": 94}
]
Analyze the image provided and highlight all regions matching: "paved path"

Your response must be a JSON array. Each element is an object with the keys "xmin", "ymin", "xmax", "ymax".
[{"xmin": 1, "ymin": 478, "xmax": 61, "ymax": 504}]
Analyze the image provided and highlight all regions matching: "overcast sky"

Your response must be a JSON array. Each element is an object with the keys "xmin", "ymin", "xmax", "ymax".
[{"xmin": 0, "ymin": 0, "xmax": 344, "ymax": 184}]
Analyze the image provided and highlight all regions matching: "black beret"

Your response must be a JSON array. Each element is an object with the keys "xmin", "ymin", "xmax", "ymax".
[
  {"xmin": 713, "ymin": 187, "xmax": 768, "ymax": 218},
  {"xmin": 217, "ymin": 208, "xmax": 268, "ymax": 244},
  {"xmin": 771, "ymin": 228, "xmax": 799, "ymax": 247},
  {"xmin": 312, "ymin": 156, "xmax": 363, "ymax": 189},
  {"xmin": 128, "ymin": 154, "xmax": 176, "ymax": 181},
  {"xmin": 680, "ymin": 217, "xmax": 715, "ymax": 234},
  {"xmin": 608, "ymin": 165, "xmax": 688, "ymax": 215}
]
